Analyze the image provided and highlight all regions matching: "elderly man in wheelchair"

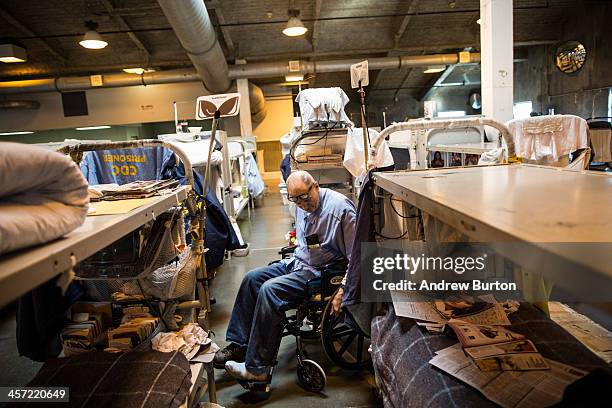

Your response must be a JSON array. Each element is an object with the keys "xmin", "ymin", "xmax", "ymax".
[{"xmin": 214, "ymin": 170, "xmax": 369, "ymax": 392}]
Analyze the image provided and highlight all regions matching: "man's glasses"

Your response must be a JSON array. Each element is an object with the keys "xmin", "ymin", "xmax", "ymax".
[{"xmin": 288, "ymin": 184, "xmax": 314, "ymax": 203}]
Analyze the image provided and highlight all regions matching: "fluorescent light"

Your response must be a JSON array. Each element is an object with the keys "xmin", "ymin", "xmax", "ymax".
[
  {"xmin": 424, "ymin": 66, "xmax": 445, "ymax": 74},
  {"xmin": 0, "ymin": 131, "xmax": 34, "ymax": 135},
  {"xmin": 437, "ymin": 110, "xmax": 466, "ymax": 118},
  {"xmin": 76, "ymin": 125, "xmax": 111, "ymax": 131},
  {"xmin": 0, "ymin": 44, "xmax": 27, "ymax": 63},
  {"xmin": 123, "ymin": 67, "xmax": 156, "ymax": 74},
  {"xmin": 283, "ymin": 16, "xmax": 308, "ymax": 37},
  {"xmin": 285, "ymin": 74, "xmax": 304, "ymax": 82}
]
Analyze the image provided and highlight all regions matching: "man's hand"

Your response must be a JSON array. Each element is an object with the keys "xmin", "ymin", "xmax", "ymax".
[{"xmin": 330, "ymin": 287, "xmax": 343, "ymax": 315}]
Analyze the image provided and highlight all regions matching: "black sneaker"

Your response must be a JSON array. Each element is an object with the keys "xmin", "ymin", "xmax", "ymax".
[{"xmin": 213, "ymin": 343, "xmax": 246, "ymax": 368}]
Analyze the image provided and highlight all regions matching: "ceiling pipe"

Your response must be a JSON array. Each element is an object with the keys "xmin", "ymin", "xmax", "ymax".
[
  {"xmin": 0, "ymin": 52, "xmax": 480, "ymax": 96},
  {"xmin": 156, "ymin": 0, "xmax": 266, "ymax": 126},
  {"xmin": 228, "ymin": 52, "xmax": 480, "ymax": 79}
]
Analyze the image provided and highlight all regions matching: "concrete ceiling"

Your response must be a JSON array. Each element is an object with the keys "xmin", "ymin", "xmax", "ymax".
[{"xmin": 0, "ymin": 0, "xmax": 579, "ymax": 101}]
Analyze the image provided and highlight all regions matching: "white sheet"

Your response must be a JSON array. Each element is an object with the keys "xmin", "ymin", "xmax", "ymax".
[{"xmin": 0, "ymin": 143, "xmax": 89, "ymax": 255}]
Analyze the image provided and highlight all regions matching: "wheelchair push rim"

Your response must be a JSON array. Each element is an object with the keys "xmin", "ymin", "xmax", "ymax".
[
  {"xmin": 297, "ymin": 359, "xmax": 326, "ymax": 393},
  {"xmin": 321, "ymin": 300, "xmax": 372, "ymax": 370}
]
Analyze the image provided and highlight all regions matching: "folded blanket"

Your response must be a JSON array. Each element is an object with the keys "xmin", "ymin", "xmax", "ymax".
[
  {"xmin": 0, "ymin": 142, "xmax": 89, "ymax": 255},
  {"xmin": 14, "ymin": 350, "xmax": 191, "ymax": 408}
]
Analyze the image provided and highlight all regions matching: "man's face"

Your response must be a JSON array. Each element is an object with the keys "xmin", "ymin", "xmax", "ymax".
[{"xmin": 287, "ymin": 181, "xmax": 320, "ymax": 213}]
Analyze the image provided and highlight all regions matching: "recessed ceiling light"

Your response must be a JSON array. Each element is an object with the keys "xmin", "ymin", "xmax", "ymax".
[
  {"xmin": 285, "ymin": 74, "xmax": 304, "ymax": 82},
  {"xmin": 0, "ymin": 44, "xmax": 27, "ymax": 63},
  {"xmin": 424, "ymin": 66, "xmax": 446, "ymax": 74},
  {"xmin": 79, "ymin": 21, "xmax": 108, "ymax": 49},
  {"xmin": 122, "ymin": 67, "xmax": 156, "ymax": 74},
  {"xmin": 0, "ymin": 131, "xmax": 34, "ymax": 135},
  {"xmin": 75, "ymin": 125, "xmax": 111, "ymax": 131}
]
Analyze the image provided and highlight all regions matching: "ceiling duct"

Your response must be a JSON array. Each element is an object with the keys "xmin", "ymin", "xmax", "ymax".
[
  {"xmin": 0, "ymin": 100, "xmax": 40, "ymax": 109},
  {"xmin": 157, "ymin": 0, "xmax": 266, "ymax": 126}
]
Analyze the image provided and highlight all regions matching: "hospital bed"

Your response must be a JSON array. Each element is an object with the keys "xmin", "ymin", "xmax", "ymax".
[
  {"xmin": 386, "ymin": 118, "xmax": 501, "ymax": 170},
  {"xmin": 290, "ymin": 123, "xmax": 355, "ymax": 197},
  {"xmin": 0, "ymin": 140, "xmax": 218, "ymax": 406},
  {"xmin": 360, "ymin": 119, "xmax": 611, "ymax": 407}
]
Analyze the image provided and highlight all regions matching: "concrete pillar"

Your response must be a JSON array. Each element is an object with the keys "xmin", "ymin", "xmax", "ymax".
[
  {"xmin": 235, "ymin": 60, "xmax": 253, "ymax": 136},
  {"xmin": 480, "ymin": 0, "xmax": 514, "ymax": 122}
]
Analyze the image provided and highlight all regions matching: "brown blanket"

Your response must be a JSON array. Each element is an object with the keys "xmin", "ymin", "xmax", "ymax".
[{"xmin": 15, "ymin": 350, "xmax": 191, "ymax": 408}]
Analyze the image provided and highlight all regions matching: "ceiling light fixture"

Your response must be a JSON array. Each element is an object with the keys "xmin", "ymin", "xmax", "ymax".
[
  {"xmin": 122, "ymin": 67, "xmax": 156, "ymax": 74},
  {"xmin": 285, "ymin": 74, "xmax": 304, "ymax": 82},
  {"xmin": 424, "ymin": 66, "xmax": 446, "ymax": 74},
  {"xmin": 0, "ymin": 44, "xmax": 27, "ymax": 63},
  {"xmin": 282, "ymin": 9, "xmax": 308, "ymax": 37},
  {"xmin": 75, "ymin": 125, "xmax": 111, "ymax": 131},
  {"xmin": 0, "ymin": 131, "xmax": 34, "ymax": 136},
  {"xmin": 79, "ymin": 21, "xmax": 108, "ymax": 49}
]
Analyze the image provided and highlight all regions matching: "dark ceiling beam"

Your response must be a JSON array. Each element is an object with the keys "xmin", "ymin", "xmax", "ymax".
[
  {"xmin": 373, "ymin": 0, "xmax": 419, "ymax": 90},
  {"xmin": 206, "ymin": 1, "xmax": 235, "ymax": 58},
  {"xmin": 0, "ymin": 6, "xmax": 67, "ymax": 64},
  {"xmin": 311, "ymin": 0, "xmax": 323, "ymax": 53},
  {"xmin": 100, "ymin": 0, "xmax": 151, "ymax": 58}
]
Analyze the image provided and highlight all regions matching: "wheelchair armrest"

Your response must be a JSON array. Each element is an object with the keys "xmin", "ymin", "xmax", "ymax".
[{"xmin": 278, "ymin": 245, "xmax": 296, "ymax": 259}]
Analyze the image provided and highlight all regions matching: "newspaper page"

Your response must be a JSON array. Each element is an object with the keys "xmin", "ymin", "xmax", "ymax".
[
  {"xmin": 549, "ymin": 302, "xmax": 612, "ymax": 363},
  {"xmin": 429, "ymin": 344, "xmax": 585, "ymax": 408},
  {"xmin": 391, "ymin": 291, "xmax": 510, "ymax": 325},
  {"xmin": 449, "ymin": 321, "xmax": 525, "ymax": 347}
]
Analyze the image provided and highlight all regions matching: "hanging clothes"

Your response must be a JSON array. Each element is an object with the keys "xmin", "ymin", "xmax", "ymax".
[
  {"xmin": 80, "ymin": 147, "xmax": 167, "ymax": 185},
  {"xmin": 506, "ymin": 115, "xmax": 588, "ymax": 162},
  {"xmin": 295, "ymin": 87, "xmax": 353, "ymax": 128},
  {"xmin": 245, "ymin": 154, "xmax": 264, "ymax": 198},
  {"xmin": 160, "ymin": 154, "xmax": 241, "ymax": 270},
  {"xmin": 343, "ymin": 128, "xmax": 394, "ymax": 179}
]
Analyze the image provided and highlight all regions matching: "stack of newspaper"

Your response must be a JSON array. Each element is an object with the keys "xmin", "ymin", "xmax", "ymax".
[
  {"xmin": 390, "ymin": 291, "xmax": 511, "ymax": 332},
  {"xmin": 89, "ymin": 180, "xmax": 179, "ymax": 201},
  {"xmin": 429, "ymin": 343, "xmax": 585, "ymax": 407},
  {"xmin": 548, "ymin": 302, "xmax": 612, "ymax": 363},
  {"xmin": 447, "ymin": 321, "xmax": 548, "ymax": 371}
]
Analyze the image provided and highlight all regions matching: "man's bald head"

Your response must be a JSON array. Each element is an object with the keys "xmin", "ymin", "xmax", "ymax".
[
  {"xmin": 286, "ymin": 170, "xmax": 315, "ymax": 190},
  {"xmin": 286, "ymin": 170, "xmax": 320, "ymax": 213}
]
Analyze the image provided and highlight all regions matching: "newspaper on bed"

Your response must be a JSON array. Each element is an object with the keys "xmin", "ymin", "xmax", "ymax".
[
  {"xmin": 429, "ymin": 343, "xmax": 586, "ymax": 408},
  {"xmin": 448, "ymin": 321, "xmax": 525, "ymax": 347},
  {"xmin": 549, "ymin": 302, "xmax": 612, "ymax": 363},
  {"xmin": 390, "ymin": 291, "xmax": 510, "ymax": 326}
]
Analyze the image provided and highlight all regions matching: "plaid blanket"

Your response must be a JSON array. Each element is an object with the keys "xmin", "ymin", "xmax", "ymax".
[
  {"xmin": 371, "ymin": 303, "xmax": 608, "ymax": 408},
  {"xmin": 14, "ymin": 351, "xmax": 191, "ymax": 408}
]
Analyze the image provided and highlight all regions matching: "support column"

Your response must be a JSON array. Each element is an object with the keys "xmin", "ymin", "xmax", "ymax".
[
  {"xmin": 480, "ymin": 0, "xmax": 514, "ymax": 122},
  {"xmin": 236, "ymin": 60, "xmax": 253, "ymax": 137}
]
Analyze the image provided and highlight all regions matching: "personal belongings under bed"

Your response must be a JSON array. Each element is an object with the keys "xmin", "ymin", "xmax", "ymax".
[
  {"xmin": 152, "ymin": 323, "xmax": 219, "ymax": 362},
  {"xmin": 0, "ymin": 142, "xmax": 89, "ymax": 255},
  {"xmin": 13, "ymin": 350, "xmax": 191, "ymax": 408}
]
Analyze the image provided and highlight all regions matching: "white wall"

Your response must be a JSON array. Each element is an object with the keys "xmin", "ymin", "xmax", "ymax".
[{"xmin": 0, "ymin": 81, "xmax": 218, "ymax": 132}]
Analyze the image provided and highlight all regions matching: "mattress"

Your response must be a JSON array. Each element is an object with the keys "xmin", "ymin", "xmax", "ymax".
[{"xmin": 0, "ymin": 143, "xmax": 89, "ymax": 255}]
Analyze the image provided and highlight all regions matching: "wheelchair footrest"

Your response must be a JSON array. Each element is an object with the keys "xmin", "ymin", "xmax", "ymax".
[{"xmin": 237, "ymin": 379, "xmax": 271, "ymax": 393}]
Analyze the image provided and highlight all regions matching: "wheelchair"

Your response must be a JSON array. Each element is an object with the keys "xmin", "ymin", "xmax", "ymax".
[{"xmin": 238, "ymin": 247, "xmax": 371, "ymax": 394}]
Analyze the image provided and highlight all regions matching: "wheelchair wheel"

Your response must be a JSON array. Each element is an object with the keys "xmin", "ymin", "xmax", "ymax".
[
  {"xmin": 321, "ymin": 300, "xmax": 372, "ymax": 370},
  {"xmin": 297, "ymin": 359, "xmax": 326, "ymax": 393}
]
